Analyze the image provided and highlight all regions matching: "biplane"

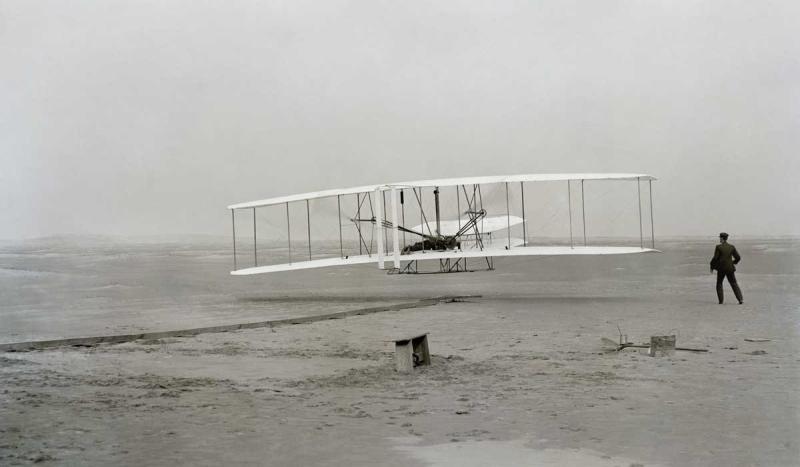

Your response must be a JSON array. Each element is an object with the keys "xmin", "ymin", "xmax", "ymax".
[{"xmin": 228, "ymin": 174, "xmax": 658, "ymax": 275}]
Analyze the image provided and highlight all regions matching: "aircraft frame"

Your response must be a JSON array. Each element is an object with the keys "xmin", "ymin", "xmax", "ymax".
[{"xmin": 227, "ymin": 173, "xmax": 658, "ymax": 276}]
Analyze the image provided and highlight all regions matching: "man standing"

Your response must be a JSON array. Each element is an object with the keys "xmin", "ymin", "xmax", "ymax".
[{"xmin": 710, "ymin": 232, "xmax": 743, "ymax": 304}]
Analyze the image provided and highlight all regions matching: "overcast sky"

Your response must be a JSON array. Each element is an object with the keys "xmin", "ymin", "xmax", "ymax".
[{"xmin": 1, "ymin": 0, "xmax": 798, "ymax": 240}]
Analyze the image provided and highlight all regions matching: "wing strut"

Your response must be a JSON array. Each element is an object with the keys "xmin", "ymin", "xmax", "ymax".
[
  {"xmin": 581, "ymin": 179, "xmax": 587, "ymax": 246},
  {"xmin": 286, "ymin": 202, "xmax": 292, "ymax": 264},
  {"xmin": 368, "ymin": 192, "xmax": 375, "ymax": 254},
  {"xmin": 375, "ymin": 188, "xmax": 384, "ymax": 269},
  {"xmin": 231, "ymin": 209, "xmax": 237, "ymax": 270},
  {"xmin": 567, "ymin": 181, "xmax": 573, "ymax": 249},
  {"xmin": 356, "ymin": 194, "xmax": 362, "ymax": 255},
  {"xmin": 520, "ymin": 181, "xmax": 527, "ymax": 246},
  {"xmin": 637, "ymin": 177, "xmax": 643, "ymax": 249},
  {"xmin": 649, "ymin": 180, "xmax": 655, "ymax": 249},
  {"xmin": 354, "ymin": 193, "xmax": 375, "ymax": 256},
  {"xmin": 400, "ymin": 189, "xmax": 406, "ymax": 247},
  {"xmin": 351, "ymin": 215, "xmax": 372, "ymax": 257},
  {"xmin": 418, "ymin": 188, "xmax": 424, "ymax": 253},
  {"xmin": 253, "ymin": 208, "xmax": 258, "ymax": 267},
  {"xmin": 390, "ymin": 188, "xmax": 400, "ymax": 269},
  {"xmin": 306, "ymin": 199, "xmax": 312, "ymax": 260},
  {"xmin": 456, "ymin": 186, "xmax": 461, "ymax": 230},
  {"xmin": 505, "ymin": 182, "xmax": 511, "ymax": 249},
  {"xmin": 382, "ymin": 191, "xmax": 388, "ymax": 250},
  {"xmin": 411, "ymin": 188, "xmax": 433, "ymax": 237},
  {"xmin": 434, "ymin": 186, "xmax": 441, "ymax": 236},
  {"xmin": 337, "ymin": 195, "xmax": 343, "ymax": 258}
]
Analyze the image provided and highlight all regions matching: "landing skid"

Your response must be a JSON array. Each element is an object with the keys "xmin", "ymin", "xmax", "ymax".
[{"xmin": 388, "ymin": 256, "xmax": 495, "ymax": 274}]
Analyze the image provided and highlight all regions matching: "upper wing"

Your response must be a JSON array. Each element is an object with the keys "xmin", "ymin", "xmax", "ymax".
[{"xmin": 228, "ymin": 173, "xmax": 656, "ymax": 210}]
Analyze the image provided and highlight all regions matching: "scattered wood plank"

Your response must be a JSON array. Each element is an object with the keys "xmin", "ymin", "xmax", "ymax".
[{"xmin": 601, "ymin": 337, "xmax": 708, "ymax": 353}]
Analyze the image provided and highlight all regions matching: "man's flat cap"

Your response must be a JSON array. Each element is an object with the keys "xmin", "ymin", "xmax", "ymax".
[{"xmin": 719, "ymin": 232, "xmax": 729, "ymax": 239}]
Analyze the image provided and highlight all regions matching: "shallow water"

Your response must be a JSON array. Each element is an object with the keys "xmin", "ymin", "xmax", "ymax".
[{"xmin": 394, "ymin": 438, "xmax": 666, "ymax": 467}]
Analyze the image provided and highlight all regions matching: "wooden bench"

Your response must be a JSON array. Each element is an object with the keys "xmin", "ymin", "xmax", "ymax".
[{"xmin": 394, "ymin": 333, "xmax": 431, "ymax": 373}]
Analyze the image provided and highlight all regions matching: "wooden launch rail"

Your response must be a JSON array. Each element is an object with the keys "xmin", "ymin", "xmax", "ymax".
[{"xmin": 0, "ymin": 295, "xmax": 479, "ymax": 352}]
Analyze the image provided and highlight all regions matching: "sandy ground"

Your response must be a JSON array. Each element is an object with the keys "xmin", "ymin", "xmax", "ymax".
[{"xmin": 1, "ymin": 237, "xmax": 798, "ymax": 466}]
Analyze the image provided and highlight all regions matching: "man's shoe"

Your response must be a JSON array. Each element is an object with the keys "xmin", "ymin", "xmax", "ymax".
[{"xmin": 738, "ymin": 300, "xmax": 743, "ymax": 305}]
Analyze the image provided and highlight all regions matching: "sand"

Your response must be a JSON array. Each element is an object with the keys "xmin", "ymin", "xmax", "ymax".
[{"xmin": 1, "ymin": 237, "xmax": 798, "ymax": 466}]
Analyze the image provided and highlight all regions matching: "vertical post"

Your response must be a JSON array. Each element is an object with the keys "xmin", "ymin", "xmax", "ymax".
[
  {"xmin": 420, "ymin": 189, "xmax": 425, "ymax": 235},
  {"xmin": 391, "ymin": 188, "xmax": 400, "ymax": 269},
  {"xmin": 286, "ymin": 202, "xmax": 292, "ymax": 264},
  {"xmin": 306, "ymin": 199, "xmax": 312, "ymax": 261},
  {"xmin": 382, "ymin": 191, "xmax": 389, "ymax": 248},
  {"xmin": 456, "ymin": 186, "xmax": 461, "ymax": 230},
  {"xmin": 356, "ymin": 193, "xmax": 362, "ymax": 255},
  {"xmin": 649, "ymin": 180, "xmax": 655, "ymax": 249},
  {"xmin": 505, "ymin": 182, "xmax": 511, "ymax": 249},
  {"xmin": 253, "ymin": 208, "xmax": 258, "ymax": 267},
  {"xmin": 375, "ymin": 187, "xmax": 385, "ymax": 269},
  {"xmin": 567, "ymin": 181, "xmax": 573, "ymax": 249},
  {"xmin": 337, "ymin": 195, "xmax": 343, "ymax": 259},
  {"xmin": 231, "ymin": 209, "xmax": 237, "ymax": 271},
  {"xmin": 434, "ymin": 187, "xmax": 441, "ymax": 236},
  {"xmin": 581, "ymin": 179, "xmax": 587, "ymax": 246},
  {"xmin": 637, "ymin": 177, "xmax": 643, "ymax": 249},
  {"xmin": 419, "ymin": 188, "xmax": 424, "ymax": 253},
  {"xmin": 477, "ymin": 184, "xmax": 485, "ymax": 234},
  {"xmin": 520, "ymin": 181, "xmax": 527, "ymax": 246},
  {"xmin": 401, "ymin": 189, "xmax": 406, "ymax": 247}
]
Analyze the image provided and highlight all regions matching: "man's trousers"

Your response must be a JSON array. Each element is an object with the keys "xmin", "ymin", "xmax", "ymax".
[{"xmin": 716, "ymin": 270, "xmax": 743, "ymax": 304}]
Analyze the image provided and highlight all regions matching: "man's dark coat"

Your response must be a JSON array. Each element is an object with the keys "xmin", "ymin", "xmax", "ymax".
[{"xmin": 711, "ymin": 242, "xmax": 741, "ymax": 273}]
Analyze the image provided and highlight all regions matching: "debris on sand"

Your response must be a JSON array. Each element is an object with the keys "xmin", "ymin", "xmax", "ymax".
[
  {"xmin": 744, "ymin": 338, "xmax": 771, "ymax": 343},
  {"xmin": 648, "ymin": 335, "xmax": 676, "ymax": 357},
  {"xmin": 31, "ymin": 453, "xmax": 54, "ymax": 463},
  {"xmin": 601, "ymin": 336, "xmax": 708, "ymax": 353}
]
